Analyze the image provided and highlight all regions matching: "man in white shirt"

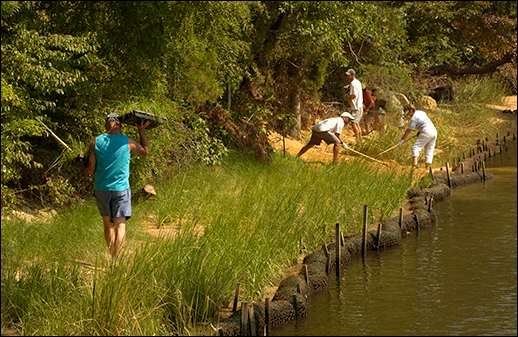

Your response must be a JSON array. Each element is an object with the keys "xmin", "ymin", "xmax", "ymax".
[
  {"xmin": 345, "ymin": 69, "xmax": 363, "ymax": 141},
  {"xmin": 297, "ymin": 112, "xmax": 353, "ymax": 163},
  {"xmin": 397, "ymin": 104, "xmax": 438, "ymax": 169}
]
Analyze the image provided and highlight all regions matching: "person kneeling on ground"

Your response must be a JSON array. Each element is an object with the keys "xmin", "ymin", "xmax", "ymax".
[
  {"xmin": 396, "ymin": 104, "xmax": 438, "ymax": 169},
  {"xmin": 297, "ymin": 112, "xmax": 353, "ymax": 163}
]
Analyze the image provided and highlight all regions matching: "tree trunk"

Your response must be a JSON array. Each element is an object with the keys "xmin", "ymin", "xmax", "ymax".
[
  {"xmin": 428, "ymin": 53, "xmax": 514, "ymax": 76},
  {"xmin": 288, "ymin": 89, "xmax": 301, "ymax": 140}
]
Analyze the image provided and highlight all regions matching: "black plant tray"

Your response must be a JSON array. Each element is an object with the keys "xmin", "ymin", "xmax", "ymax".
[{"xmin": 120, "ymin": 110, "xmax": 167, "ymax": 129}]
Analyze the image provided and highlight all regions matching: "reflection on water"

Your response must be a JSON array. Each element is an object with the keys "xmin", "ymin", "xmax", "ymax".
[{"xmin": 270, "ymin": 141, "xmax": 517, "ymax": 336}]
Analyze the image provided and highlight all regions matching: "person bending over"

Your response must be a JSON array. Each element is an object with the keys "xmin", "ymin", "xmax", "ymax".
[{"xmin": 297, "ymin": 112, "xmax": 353, "ymax": 163}]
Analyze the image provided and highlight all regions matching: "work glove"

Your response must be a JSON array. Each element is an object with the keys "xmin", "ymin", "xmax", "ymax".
[
  {"xmin": 341, "ymin": 142, "xmax": 349, "ymax": 149},
  {"xmin": 397, "ymin": 140, "xmax": 404, "ymax": 147}
]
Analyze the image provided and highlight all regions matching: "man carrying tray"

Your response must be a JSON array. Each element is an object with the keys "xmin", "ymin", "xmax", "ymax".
[{"xmin": 84, "ymin": 113, "xmax": 151, "ymax": 259}]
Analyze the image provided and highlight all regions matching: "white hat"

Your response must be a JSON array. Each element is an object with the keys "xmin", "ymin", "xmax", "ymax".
[{"xmin": 341, "ymin": 112, "xmax": 353, "ymax": 119}]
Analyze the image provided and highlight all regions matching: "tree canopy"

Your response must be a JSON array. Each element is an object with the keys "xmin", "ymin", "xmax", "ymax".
[{"xmin": 1, "ymin": 1, "xmax": 516, "ymax": 208}]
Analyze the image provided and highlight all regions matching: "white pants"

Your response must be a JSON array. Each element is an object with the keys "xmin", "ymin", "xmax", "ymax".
[{"xmin": 412, "ymin": 126, "xmax": 437, "ymax": 164}]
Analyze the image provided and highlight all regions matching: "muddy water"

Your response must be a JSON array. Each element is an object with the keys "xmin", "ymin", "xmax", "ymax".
[{"xmin": 270, "ymin": 140, "xmax": 517, "ymax": 336}]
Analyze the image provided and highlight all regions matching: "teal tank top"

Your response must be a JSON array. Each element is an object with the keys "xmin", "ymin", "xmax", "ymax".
[{"xmin": 94, "ymin": 133, "xmax": 130, "ymax": 191}]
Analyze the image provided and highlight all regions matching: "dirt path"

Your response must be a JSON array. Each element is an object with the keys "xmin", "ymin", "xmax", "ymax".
[
  {"xmin": 487, "ymin": 95, "xmax": 517, "ymax": 111},
  {"xmin": 269, "ymin": 95, "xmax": 517, "ymax": 165}
]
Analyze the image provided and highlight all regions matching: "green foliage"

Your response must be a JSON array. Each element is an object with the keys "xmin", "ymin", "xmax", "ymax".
[
  {"xmin": 360, "ymin": 64, "xmax": 416, "ymax": 98},
  {"xmin": 1, "ymin": 1, "xmax": 104, "ymax": 207},
  {"xmin": 203, "ymin": 91, "xmax": 275, "ymax": 162},
  {"xmin": 1, "ymin": 0, "xmax": 516, "ymax": 211},
  {"xmin": 164, "ymin": 1, "xmax": 253, "ymax": 107},
  {"xmin": 0, "ymin": 151, "xmax": 415, "ymax": 335},
  {"xmin": 399, "ymin": 1, "xmax": 517, "ymax": 69}
]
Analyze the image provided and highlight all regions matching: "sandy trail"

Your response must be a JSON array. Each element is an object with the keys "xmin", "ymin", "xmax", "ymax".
[{"xmin": 268, "ymin": 95, "xmax": 517, "ymax": 169}]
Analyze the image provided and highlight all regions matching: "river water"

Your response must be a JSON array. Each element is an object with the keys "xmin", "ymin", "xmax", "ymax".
[{"xmin": 270, "ymin": 140, "xmax": 517, "ymax": 336}]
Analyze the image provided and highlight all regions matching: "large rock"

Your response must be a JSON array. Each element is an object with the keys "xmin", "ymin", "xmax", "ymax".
[{"xmin": 419, "ymin": 95, "xmax": 437, "ymax": 110}]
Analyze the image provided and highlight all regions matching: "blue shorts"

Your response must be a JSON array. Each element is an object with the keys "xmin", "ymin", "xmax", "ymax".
[{"xmin": 94, "ymin": 188, "xmax": 132, "ymax": 223}]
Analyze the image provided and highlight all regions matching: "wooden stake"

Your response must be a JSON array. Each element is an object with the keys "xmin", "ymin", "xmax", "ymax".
[
  {"xmin": 265, "ymin": 298, "xmax": 270, "ymax": 335},
  {"xmin": 376, "ymin": 224, "xmax": 382, "ymax": 249},
  {"xmin": 292, "ymin": 294, "xmax": 298, "ymax": 318},
  {"xmin": 446, "ymin": 162, "xmax": 451, "ymax": 189},
  {"xmin": 323, "ymin": 243, "xmax": 329, "ymax": 258},
  {"xmin": 362, "ymin": 205, "xmax": 368, "ymax": 256},
  {"xmin": 232, "ymin": 283, "xmax": 240, "ymax": 312},
  {"xmin": 249, "ymin": 305, "xmax": 256, "ymax": 336},
  {"xmin": 336, "ymin": 223, "xmax": 341, "ymax": 277},
  {"xmin": 399, "ymin": 207, "xmax": 403, "ymax": 229},
  {"xmin": 241, "ymin": 302, "xmax": 249, "ymax": 336}
]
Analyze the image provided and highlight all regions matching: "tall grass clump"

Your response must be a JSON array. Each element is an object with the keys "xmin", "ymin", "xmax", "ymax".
[
  {"xmin": 2, "ymin": 151, "xmax": 416, "ymax": 335},
  {"xmin": 431, "ymin": 76, "xmax": 516, "ymax": 164},
  {"xmin": 130, "ymin": 151, "xmax": 416, "ymax": 321}
]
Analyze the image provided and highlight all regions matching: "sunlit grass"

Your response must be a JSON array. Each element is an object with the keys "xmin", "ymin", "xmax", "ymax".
[
  {"xmin": 2, "ymin": 151, "xmax": 415, "ymax": 335},
  {"xmin": 2, "ymin": 76, "xmax": 516, "ymax": 335},
  {"xmin": 355, "ymin": 77, "xmax": 516, "ymax": 168}
]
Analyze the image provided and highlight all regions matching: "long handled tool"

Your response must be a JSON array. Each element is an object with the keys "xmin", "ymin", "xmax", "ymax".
[
  {"xmin": 374, "ymin": 133, "xmax": 418, "ymax": 159},
  {"xmin": 373, "ymin": 144, "xmax": 399, "ymax": 159},
  {"xmin": 345, "ymin": 147, "xmax": 387, "ymax": 166},
  {"xmin": 35, "ymin": 117, "xmax": 72, "ymax": 151},
  {"xmin": 35, "ymin": 117, "xmax": 90, "ymax": 170}
]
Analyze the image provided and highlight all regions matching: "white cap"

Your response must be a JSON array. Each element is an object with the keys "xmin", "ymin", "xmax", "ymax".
[{"xmin": 341, "ymin": 112, "xmax": 353, "ymax": 119}]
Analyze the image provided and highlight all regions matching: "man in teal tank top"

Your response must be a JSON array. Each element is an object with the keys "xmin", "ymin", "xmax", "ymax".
[{"xmin": 84, "ymin": 113, "xmax": 151, "ymax": 259}]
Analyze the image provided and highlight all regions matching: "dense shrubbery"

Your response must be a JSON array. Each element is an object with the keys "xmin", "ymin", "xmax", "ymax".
[{"xmin": 1, "ymin": 1, "xmax": 516, "ymax": 210}]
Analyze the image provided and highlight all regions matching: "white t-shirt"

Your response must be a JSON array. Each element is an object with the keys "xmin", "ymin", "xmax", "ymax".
[
  {"xmin": 312, "ymin": 117, "xmax": 345, "ymax": 134},
  {"xmin": 349, "ymin": 78, "xmax": 363, "ymax": 111},
  {"xmin": 408, "ymin": 110, "xmax": 435, "ymax": 132}
]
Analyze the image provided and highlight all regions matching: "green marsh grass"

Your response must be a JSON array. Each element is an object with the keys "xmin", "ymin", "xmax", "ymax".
[
  {"xmin": 2, "ymin": 151, "xmax": 415, "ymax": 335},
  {"xmin": 2, "ymin": 76, "xmax": 515, "ymax": 335}
]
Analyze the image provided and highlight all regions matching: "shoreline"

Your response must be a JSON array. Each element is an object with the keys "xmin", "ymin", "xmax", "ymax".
[{"xmin": 213, "ymin": 132, "xmax": 516, "ymax": 336}]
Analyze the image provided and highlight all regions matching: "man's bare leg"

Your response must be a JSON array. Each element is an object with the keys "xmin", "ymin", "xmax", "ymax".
[
  {"xmin": 102, "ymin": 216, "xmax": 126, "ymax": 258},
  {"xmin": 364, "ymin": 115, "xmax": 374, "ymax": 134},
  {"xmin": 333, "ymin": 143, "xmax": 339, "ymax": 162},
  {"xmin": 297, "ymin": 143, "xmax": 314, "ymax": 158},
  {"xmin": 413, "ymin": 156, "xmax": 419, "ymax": 168},
  {"xmin": 351, "ymin": 123, "xmax": 362, "ymax": 141},
  {"xmin": 112, "ymin": 216, "xmax": 126, "ymax": 259},
  {"xmin": 102, "ymin": 216, "xmax": 115, "ymax": 256}
]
